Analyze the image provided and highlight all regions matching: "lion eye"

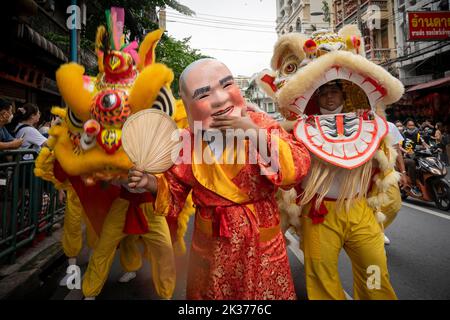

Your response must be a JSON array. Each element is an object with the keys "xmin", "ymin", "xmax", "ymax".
[{"xmin": 284, "ymin": 63, "xmax": 298, "ymax": 74}]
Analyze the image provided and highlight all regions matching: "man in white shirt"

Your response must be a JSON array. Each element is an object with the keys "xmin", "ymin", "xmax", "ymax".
[{"xmin": 384, "ymin": 121, "xmax": 406, "ymax": 245}]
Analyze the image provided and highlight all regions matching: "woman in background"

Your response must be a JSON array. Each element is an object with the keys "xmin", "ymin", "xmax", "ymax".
[{"xmin": 11, "ymin": 103, "xmax": 47, "ymax": 159}]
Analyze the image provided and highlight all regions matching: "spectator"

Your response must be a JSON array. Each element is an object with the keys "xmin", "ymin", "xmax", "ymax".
[
  {"xmin": 443, "ymin": 125, "xmax": 450, "ymax": 166},
  {"xmin": 402, "ymin": 119, "xmax": 429, "ymax": 197},
  {"xmin": 432, "ymin": 122, "xmax": 447, "ymax": 164},
  {"xmin": 0, "ymin": 98, "xmax": 23, "ymax": 151},
  {"xmin": 38, "ymin": 118, "xmax": 51, "ymax": 138},
  {"xmin": 420, "ymin": 119, "xmax": 435, "ymax": 145},
  {"xmin": 395, "ymin": 120, "xmax": 404, "ymax": 135},
  {"xmin": 11, "ymin": 103, "xmax": 47, "ymax": 159},
  {"xmin": 432, "ymin": 122, "xmax": 443, "ymax": 145}
]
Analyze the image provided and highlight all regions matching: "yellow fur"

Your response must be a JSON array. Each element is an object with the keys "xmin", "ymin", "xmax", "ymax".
[
  {"xmin": 95, "ymin": 26, "xmax": 106, "ymax": 73},
  {"xmin": 266, "ymin": 27, "xmax": 404, "ymax": 117},
  {"xmin": 34, "ymin": 147, "xmax": 69, "ymax": 190},
  {"xmin": 51, "ymin": 106, "xmax": 67, "ymax": 119},
  {"xmin": 173, "ymin": 100, "xmax": 189, "ymax": 129},
  {"xmin": 55, "ymin": 63, "xmax": 92, "ymax": 121},
  {"xmin": 129, "ymin": 63, "xmax": 174, "ymax": 114},
  {"xmin": 277, "ymin": 50, "xmax": 404, "ymax": 111},
  {"xmin": 173, "ymin": 193, "xmax": 195, "ymax": 256},
  {"xmin": 338, "ymin": 25, "xmax": 365, "ymax": 56},
  {"xmin": 367, "ymin": 138, "xmax": 402, "ymax": 224},
  {"xmin": 271, "ymin": 33, "xmax": 308, "ymax": 69},
  {"xmin": 137, "ymin": 29, "xmax": 164, "ymax": 71},
  {"xmin": 52, "ymin": 127, "xmax": 133, "ymax": 176}
]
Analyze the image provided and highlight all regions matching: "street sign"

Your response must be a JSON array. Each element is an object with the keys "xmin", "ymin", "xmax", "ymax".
[{"xmin": 408, "ymin": 11, "xmax": 450, "ymax": 41}]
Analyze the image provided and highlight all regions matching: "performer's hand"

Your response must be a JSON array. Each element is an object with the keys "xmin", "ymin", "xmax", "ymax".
[
  {"xmin": 58, "ymin": 190, "xmax": 66, "ymax": 205},
  {"xmin": 355, "ymin": 108, "xmax": 371, "ymax": 118},
  {"xmin": 9, "ymin": 138, "xmax": 23, "ymax": 149},
  {"xmin": 128, "ymin": 168, "xmax": 157, "ymax": 193},
  {"xmin": 399, "ymin": 172, "xmax": 408, "ymax": 188},
  {"xmin": 210, "ymin": 108, "xmax": 259, "ymax": 131},
  {"xmin": 280, "ymin": 120, "xmax": 296, "ymax": 133}
]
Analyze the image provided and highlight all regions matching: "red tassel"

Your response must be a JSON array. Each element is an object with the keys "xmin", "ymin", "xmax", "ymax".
[
  {"xmin": 123, "ymin": 205, "xmax": 149, "ymax": 234},
  {"xmin": 120, "ymin": 188, "xmax": 153, "ymax": 234},
  {"xmin": 213, "ymin": 206, "xmax": 232, "ymax": 238},
  {"xmin": 308, "ymin": 195, "xmax": 329, "ymax": 224}
]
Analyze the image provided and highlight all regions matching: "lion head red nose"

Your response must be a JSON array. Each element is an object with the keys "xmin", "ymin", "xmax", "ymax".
[{"xmin": 304, "ymin": 39, "xmax": 317, "ymax": 54}]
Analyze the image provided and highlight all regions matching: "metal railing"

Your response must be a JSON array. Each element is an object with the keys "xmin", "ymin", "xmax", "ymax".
[{"xmin": 0, "ymin": 150, "xmax": 64, "ymax": 264}]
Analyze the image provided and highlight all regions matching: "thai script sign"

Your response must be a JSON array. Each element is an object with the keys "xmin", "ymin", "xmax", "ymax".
[{"xmin": 408, "ymin": 11, "xmax": 450, "ymax": 41}]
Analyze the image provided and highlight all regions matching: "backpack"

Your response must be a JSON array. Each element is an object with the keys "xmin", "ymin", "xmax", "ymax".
[{"xmin": 14, "ymin": 124, "xmax": 35, "ymax": 150}]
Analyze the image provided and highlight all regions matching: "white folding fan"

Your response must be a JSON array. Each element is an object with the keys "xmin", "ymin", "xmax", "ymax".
[{"xmin": 122, "ymin": 109, "xmax": 180, "ymax": 173}]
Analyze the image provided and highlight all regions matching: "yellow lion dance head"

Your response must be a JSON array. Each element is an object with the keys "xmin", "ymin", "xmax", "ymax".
[{"xmin": 45, "ymin": 22, "xmax": 178, "ymax": 184}]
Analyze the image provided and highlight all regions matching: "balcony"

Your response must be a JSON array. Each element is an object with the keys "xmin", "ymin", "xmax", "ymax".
[
  {"xmin": 282, "ymin": 3, "xmax": 292, "ymax": 17},
  {"xmin": 343, "ymin": 0, "xmax": 358, "ymax": 18},
  {"xmin": 366, "ymin": 48, "xmax": 394, "ymax": 64},
  {"xmin": 360, "ymin": 0, "xmax": 389, "ymax": 21}
]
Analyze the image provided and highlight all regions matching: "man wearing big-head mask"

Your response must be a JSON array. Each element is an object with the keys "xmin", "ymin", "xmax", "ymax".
[{"xmin": 128, "ymin": 58, "xmax": 311, "ymax": 299}]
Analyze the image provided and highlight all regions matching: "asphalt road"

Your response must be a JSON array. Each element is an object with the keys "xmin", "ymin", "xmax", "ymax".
[{"xmin": 42, "ymin": 198, "xmax": 450, "ymax": 300}]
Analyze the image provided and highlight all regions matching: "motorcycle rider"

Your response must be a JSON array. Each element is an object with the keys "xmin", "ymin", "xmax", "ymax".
[{"xmin": 402, "ymin": 119, "xmax": 430, "ymax": 197}]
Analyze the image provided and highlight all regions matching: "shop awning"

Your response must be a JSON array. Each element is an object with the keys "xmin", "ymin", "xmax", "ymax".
[
  {"xmin": 19, "ymin": 24, "xmax": 68, "ymax": 63},
  {"xmin": 406, "ymin": 75, "xmax": 450, "ymax": 92}
]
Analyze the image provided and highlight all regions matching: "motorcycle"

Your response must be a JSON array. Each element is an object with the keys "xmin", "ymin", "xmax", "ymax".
[{"xmin": 401, "ymin": 146, "xmax": 450, "ymax": 211}]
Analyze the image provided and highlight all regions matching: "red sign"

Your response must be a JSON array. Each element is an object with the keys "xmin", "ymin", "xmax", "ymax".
[{"xmin": 408, "ymin": 11, "xmax": 450, "ymax": 41}]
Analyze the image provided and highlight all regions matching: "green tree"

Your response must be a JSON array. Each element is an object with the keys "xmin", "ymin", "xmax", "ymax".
[
  {"xmin": 79, "ymin": 0, "xmax": 210, "ymax": 89},
  {"xmin": 322, "ymin": 0, "xmax": 330, "ymax": 23},
  {"xmin": 84, "ymin": 0, "xmax": 194, "ymax": 43},
  {"xmin": 156, "ymin": 35, "xmax": 210, "ymax": 98}
]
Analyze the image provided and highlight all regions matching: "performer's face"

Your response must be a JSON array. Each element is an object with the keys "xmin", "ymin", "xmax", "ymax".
[
  {"xmin": 180, "ymin": 60, "xmax": 245, "ymax": 129},
  {"xmin": 0, "ymin": 106, "xmax": 13, "ymax": 125},
  {"xmin": 316, "ymin": 84, "xmax": 344, "ymax": 112}
]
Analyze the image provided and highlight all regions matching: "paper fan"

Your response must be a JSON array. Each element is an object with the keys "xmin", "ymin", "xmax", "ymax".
[{"xmin": 122, "ymin": 109, "xmax": 180, "ymax": 173}]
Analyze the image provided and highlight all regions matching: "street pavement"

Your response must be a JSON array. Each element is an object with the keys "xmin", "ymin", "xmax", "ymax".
[{"xmin": 39, "ymin": 198, "xmax": 450, "ymax": 300}]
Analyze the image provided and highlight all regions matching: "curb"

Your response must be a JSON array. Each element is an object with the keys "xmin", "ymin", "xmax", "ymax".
[{"xmin": 0, "ymin": 227, "xmax": 64, "ymax": 300}]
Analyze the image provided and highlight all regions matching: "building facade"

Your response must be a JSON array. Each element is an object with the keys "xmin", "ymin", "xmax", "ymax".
[
  {"xmin": 276, "ymin": 0, "xmax": 332, "ymax": 36},
  {"xmin": 0, "ymin": 0, "xmax": 97, "ymax": 122},
  {"xmin": 332, "ymin": 0, "xmax": 398, "ymax": 69},
  {"xmin": 234, "ymin": 75, "xmax": 251, "ymax": 96},
  {"xmin": 245, "ymin": 74, "xmax": 282, "ymax": 121},
  {"xmin": 391, "ymin": 0, "xmax": 450, "ymax": 86}
]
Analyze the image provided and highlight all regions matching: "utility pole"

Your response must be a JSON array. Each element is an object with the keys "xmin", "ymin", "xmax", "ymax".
[
  {"xmin": 70, "ymin": 0, "xmax": 78, "ymax": 62},
  {"xmin": 356, "ymin": 0, "xmax": 362, "ymax": 31}
]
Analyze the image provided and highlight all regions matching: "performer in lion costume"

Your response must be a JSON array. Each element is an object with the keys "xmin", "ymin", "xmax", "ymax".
[
  {"xmin": 35, "ymin": 7, "xmax": 193, "ymax": 300},
  {"xmin": 258, "ymin": 25, "xmax": 403, "ymax": 300}
]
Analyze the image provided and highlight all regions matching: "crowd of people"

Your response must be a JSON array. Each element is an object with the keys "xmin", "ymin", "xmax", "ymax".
[
  {"xmin": 393, "ymin": 118, "xmax": 449, "ymax": 164},
  {"xmin": 0, "ymin": 98, "xmax": 52, "ymax": 157},
  {"xmin": 386, "ymin": 116, "xmax": 449, "ymax": 198}
]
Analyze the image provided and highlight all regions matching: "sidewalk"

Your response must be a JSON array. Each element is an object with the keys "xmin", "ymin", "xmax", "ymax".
[{"xmin": 0, "ymin": 226, "xmax": 64, "ymax": 300}]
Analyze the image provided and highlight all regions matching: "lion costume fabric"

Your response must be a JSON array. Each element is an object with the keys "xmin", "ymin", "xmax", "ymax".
[
  {"xmin": 258, "ymin": 25, "xmax": 403, "ymax": 299},
  {"xmin": 34, "ymin": 7, "xmax": 193, "ymax": 299}
]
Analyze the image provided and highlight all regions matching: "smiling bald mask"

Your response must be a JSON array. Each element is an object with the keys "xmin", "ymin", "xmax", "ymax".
[{"xmin": 179, "ymin": 59, "xmax": 246, "ymax": 130}]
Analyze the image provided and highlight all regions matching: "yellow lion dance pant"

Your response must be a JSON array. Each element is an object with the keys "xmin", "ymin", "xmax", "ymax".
[
  {"xmin": 61, "ymin": 187, "xmax": 97, "ymax": 258},
  {"xmin": 82, "ymin": 197, "xmax": 176, "ymax": 299},
  {"xmin": 62, "ymin": 188, "xmax": 147, "ymax": 274},
  {"xmin": 300, "ymin": 198, "xmax": 397, "ymax": 300}
]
